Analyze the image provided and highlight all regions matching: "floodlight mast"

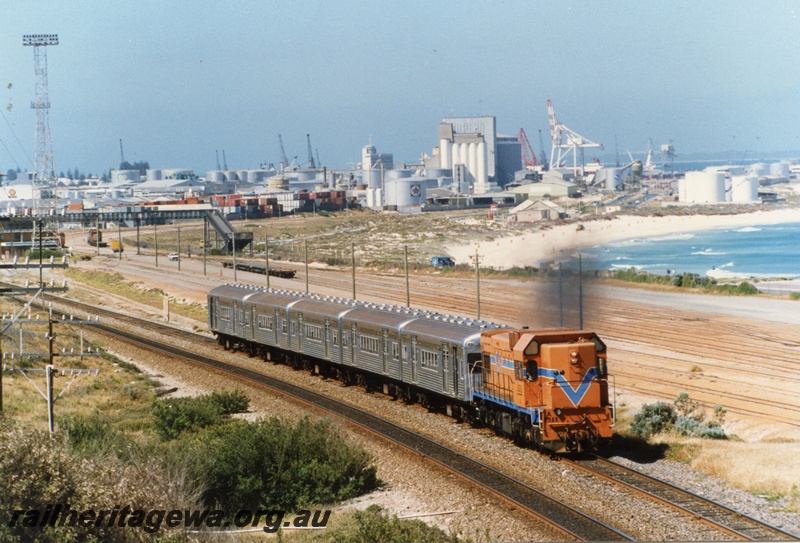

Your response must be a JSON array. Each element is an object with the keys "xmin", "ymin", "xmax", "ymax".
[{"xmin": 23, "ymin": 34, "xmax": 59, "ymax": 217}]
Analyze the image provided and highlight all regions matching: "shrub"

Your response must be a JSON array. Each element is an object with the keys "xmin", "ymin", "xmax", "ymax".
[
  {"xmin": 630, "ymin": 393, "xmax": 727, "ymax": 440},
  {"xmin": 331, "ymin": 505, "xmax": 462, "ymax": 543},
  {"xmin": 191, "ymin": 416, "xmax": 379, "ymax": 511},
  {"xmin": 152, "ymin": 396, "xmax": 223, "ymax": 440},
  {"xmin": 629, "ymin": 401, "xmax": 675, "ymax": 438},
  {"xmin": 208, "ymin": 389, "xmax": 250, "ymax": 415},
  {"xmin": 790, "ymin": 292, "xmax": 800, "ymax": 301},
  {"xmin": 151, "ymin": 390, "xmax": 251, "ymax": 440}
]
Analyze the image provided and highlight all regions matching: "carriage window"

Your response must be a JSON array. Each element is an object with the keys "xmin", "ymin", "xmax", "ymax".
[
  {"xmin": 281, "ymin": 319, "xmax": 288, "ymax": 333},
  {"xmin": 392, "ymin": 342, "xmax": 400, "ymax": 360},
  {"xmin": 257, "ymin": 315, "xmax": 273, "ymax": 330},
  {"xmin": 420, "ymin": 349, "xmax": 438, "ymax": 369},
  {"xmin": 332, "ymin": 330, "xmax": 339, "ymax": 346},
  {"xmin": 220, "ymin": 307, "xmax": 231, "ymax": 320},
  {"xmin": 360, "ymin": 335, "xmax": 380, "ymax": 354},
  {"xmin": 305, "ymin": 324, "xmax": 323, "ymax": 342}
]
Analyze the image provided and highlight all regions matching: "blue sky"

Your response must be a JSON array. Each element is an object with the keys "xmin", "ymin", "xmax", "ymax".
[{"xmin": 2, "ymin": 1, "xmax": 799, "ymax": 176}]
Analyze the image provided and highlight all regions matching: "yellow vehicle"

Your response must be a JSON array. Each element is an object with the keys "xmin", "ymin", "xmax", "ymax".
[{"xmin": 110, "ymin": 240, "xmax": 123, "ymax": 253}]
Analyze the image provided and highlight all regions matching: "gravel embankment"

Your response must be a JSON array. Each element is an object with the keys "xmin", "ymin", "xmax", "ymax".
[{"xmin": 57, "ymin": 287, "xmax": 799, "ymax": 541}]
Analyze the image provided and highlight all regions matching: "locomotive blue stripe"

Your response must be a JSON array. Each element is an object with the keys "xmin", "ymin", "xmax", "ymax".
[
  {"xmin": 472, "ymin": 390, "xmax": 541, "ymax": 423},
  {"xmin": 538, "ymin": 367, "xmax": 598, "ymax": 407}
]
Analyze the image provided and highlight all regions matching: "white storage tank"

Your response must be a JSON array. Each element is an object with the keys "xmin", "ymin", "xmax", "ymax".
[
  {"xmin": 747, "ymin": 163, "xmax": 768, "ymax": 177},
  {"xmin": 770, "ymin": 162, "xmax": 790, "ymax": 177},
  {"xmin": 205, "ymin": 171, "xmax": 225, "ymax": 182},
  {"xmin": 113, "ymin": 169, "xmax": 140, "ymax": 183},
  {"xmin": 385, "ymin": 169, "xmax": 414, "ymax": 181},
  {"xmin": 679, "ymin": 171, "xmax": 725, "ymax": 203},
  {"xmin": 385, "ymin": 178, "xmax": 425, "ymax": 208},
  {"xmin": 730, "ymin": 175, "xmax": 759, "ymax": 203},
  {"xmin": 146, "ymin": 169, "xmax": 162, "ymax": 181}
]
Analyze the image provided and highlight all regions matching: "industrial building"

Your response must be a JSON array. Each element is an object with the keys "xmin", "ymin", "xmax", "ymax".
[{"xmin": 426, "ymin": 116, "xmax": 522, "ymax": 194}]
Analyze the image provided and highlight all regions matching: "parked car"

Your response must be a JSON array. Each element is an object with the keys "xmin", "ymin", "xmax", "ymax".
[
  {"xmin": 430, "ymin": 256, "xmax": 455, "ymax": 268},
  {"xmin": 168, "ymin": 252, "xmax": 180, "ymax": 261}
]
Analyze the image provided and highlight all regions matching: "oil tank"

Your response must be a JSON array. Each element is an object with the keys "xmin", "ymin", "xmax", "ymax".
[
  {"xmin": 730, "ymin": 175, "xmax": 759, "ymax": 203},
  {"xmin": 205, "ymin": 171, "xmax": 225, "ymax": 182},
  {"xmin": 146, "ymin": 169, "xmax": 162, "ymax": 181},
  {"xmin": 237, "ymin": 170, "xmax": 249, "ymax": 183},
  {"xmin": 294, "ymin": 170, "xmax": 316, "ymax": 182},
  {"xmin": 679, "ymin": 171, "xmax": 725, "ymax": 203},
  {"xmin": 747, "ymin": 163, "xmax": 768, "ymax": 177},
  {"xmin": 385, "ymin": 169, "xmax": 414, "ymax": 181},
  {"xmin": 770, "ymin": 162, "xmax": 790, "ymax": 177},
  {"xmin": 632, "ymin": 161, "xmax": 643, "ymax": 178},
  {"xmin": 268, "ymin": 177, "xmax": 289, "ymax": 191},
  {"xmin": 385, "ymin": 178, "xmax": 425, "ymax": 208},
  {"xmin": 113, "ymin": 170, "xmax": 140, "ymax": 183},
  {"xmin": 224, "ymin": 171, "xmax": 239, "ymax": 182}
]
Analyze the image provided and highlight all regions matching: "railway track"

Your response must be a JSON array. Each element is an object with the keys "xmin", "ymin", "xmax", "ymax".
[
  {"xmin": 86, "ymin": 313, "xmax": 631, "ymax": 542},
  {"xmin": 40, "ymin": 295, "xmax": 800, "ymax": 541},
  {"xmin": 566, "ymin": 455, "xmax": 799, "ymax": 541}
]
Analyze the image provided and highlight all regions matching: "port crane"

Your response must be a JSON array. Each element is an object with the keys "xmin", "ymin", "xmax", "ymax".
[
  {"xmin": 547, "ymin": 99, "xmax": 602, "ymax": 176},
  {"xmin": 516, "ymin": 128, "xmax": 539, "ymax": 169},
  {"xmin": 306, "ymin": 134, "xmax": 316, "ymax": 169}
]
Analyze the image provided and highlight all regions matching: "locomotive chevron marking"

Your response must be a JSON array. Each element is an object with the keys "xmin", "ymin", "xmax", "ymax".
[{"xmin": 539, "ymin": 367, "xmax": 598, "ymax": 406}]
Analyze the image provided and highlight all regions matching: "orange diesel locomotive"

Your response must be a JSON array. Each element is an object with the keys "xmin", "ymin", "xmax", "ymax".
[{"xmin": 473, "ymin": 329, "xmax": 613, "ymax": 452}]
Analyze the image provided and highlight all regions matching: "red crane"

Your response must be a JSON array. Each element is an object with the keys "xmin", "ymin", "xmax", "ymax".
[{"xmin": 516, "ymin": 128, "xmax": 539, "ymax": 169}]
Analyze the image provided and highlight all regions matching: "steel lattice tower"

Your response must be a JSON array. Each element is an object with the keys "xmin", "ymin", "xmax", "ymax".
[{"xmin": 23, "ymin": 34, "xmax": 59, "ymax": 215}]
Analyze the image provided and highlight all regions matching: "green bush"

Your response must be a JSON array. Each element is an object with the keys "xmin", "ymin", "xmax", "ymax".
[
  {"xmin": 630, "ymin": 393, "xmax": 728, "ymax": 440},
  {"xmin": 191, "ymin": 416, "xmax": 378, "ymax": 511},
  {"xmin": 152, "ymin": 396, "xmax": 223, "ymax": 440},
  {"xmin": 208, "ymin": 389, "xmax": 250, "ymax": 415},
  {"xmin": 151, "ymin": 390, "xmax": 251, "ymax": 440},
  {"xmin": 790, "ymin": 292, "xmax": 800, "ymax": 301},
  {"xmin": 629, "ymin": 401, "xmax": 676, "ymax": 439},
  {"xmin": 331, "ymin": 505, "xmax": 462, "ymax": 543}
]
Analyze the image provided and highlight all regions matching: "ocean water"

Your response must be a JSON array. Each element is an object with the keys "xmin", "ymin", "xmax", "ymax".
[{"xmin": 578, "ymin": 222, "xmax": 800, "ymax": 279}]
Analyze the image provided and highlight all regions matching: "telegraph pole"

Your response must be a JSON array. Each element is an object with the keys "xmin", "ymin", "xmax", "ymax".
[
  {"xmin": 304, "ymin": 239, "xmax": 309, "ymax": 294},
  {"xmin": 351, "ymin": 241, "xmax": 356, "ymax": 300},
  {"xmin": 404, "ymin": 245, "xmax": 410, "ymax": 307},
  {"xmin": 265, "ymin": 235, "xmax": 270, "ymax": 289},
  {"xmin": 471, "ymin": 248, "xmax": 482, "ymax": 320}
]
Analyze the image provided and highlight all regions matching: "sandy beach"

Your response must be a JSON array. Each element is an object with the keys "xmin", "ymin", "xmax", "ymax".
[{"xmin": 447, "ymin": 208, "xmax": 800, "ymax": 270}]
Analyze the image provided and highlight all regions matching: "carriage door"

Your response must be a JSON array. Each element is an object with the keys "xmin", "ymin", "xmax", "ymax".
[
  {"xmin": 232, "ymin": 302, "xmax": 238, "ymax": 335},
  {"xmin": 208, "ymin": 297, "xmax": 216, "ymax": 329},
  {"xmin": 274, "ymin": 310, "xmax": 280, "ymax": 345},
  {"xmin": 452, "ymin": 346, "xmax": 459, "ymax": 396},
  {"xmin": 410, "ymin": 336, "xmax": 418, "ymax": 383},
  {"xmin": 350, "ymin": 324, "xmax": 358, "ymax": 365},
  {"xmin": 324, "ymin": 319, "xmax": 330, "ymax": 359},
  {"xmin": 250, "ymin": 306, "xmax": 256, "ymax": 341},
  {"xmin": 442, "ymin": 344, "xmax": 450, "ymax": 394},
  {"xmin": 382, "ymin": 330, "xmax": 389, "ymax": 374},
  {"xmin": 298, "ymin": 313, "xmax": 304, "ymax": 353}
]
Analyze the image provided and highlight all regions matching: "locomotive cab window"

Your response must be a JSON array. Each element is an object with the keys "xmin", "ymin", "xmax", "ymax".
[
  {"xmin": 526, "ymin": 360, "xmax": 538, "ymax": 380},
  {"xmin": 220, "ymin": 307, "xmax": 231, "ymax": 321}
]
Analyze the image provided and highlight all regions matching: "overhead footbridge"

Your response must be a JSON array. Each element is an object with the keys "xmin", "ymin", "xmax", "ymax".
[{"xmin": 44, "ymin": 205, "xmax": 254, "ymax": 253}]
